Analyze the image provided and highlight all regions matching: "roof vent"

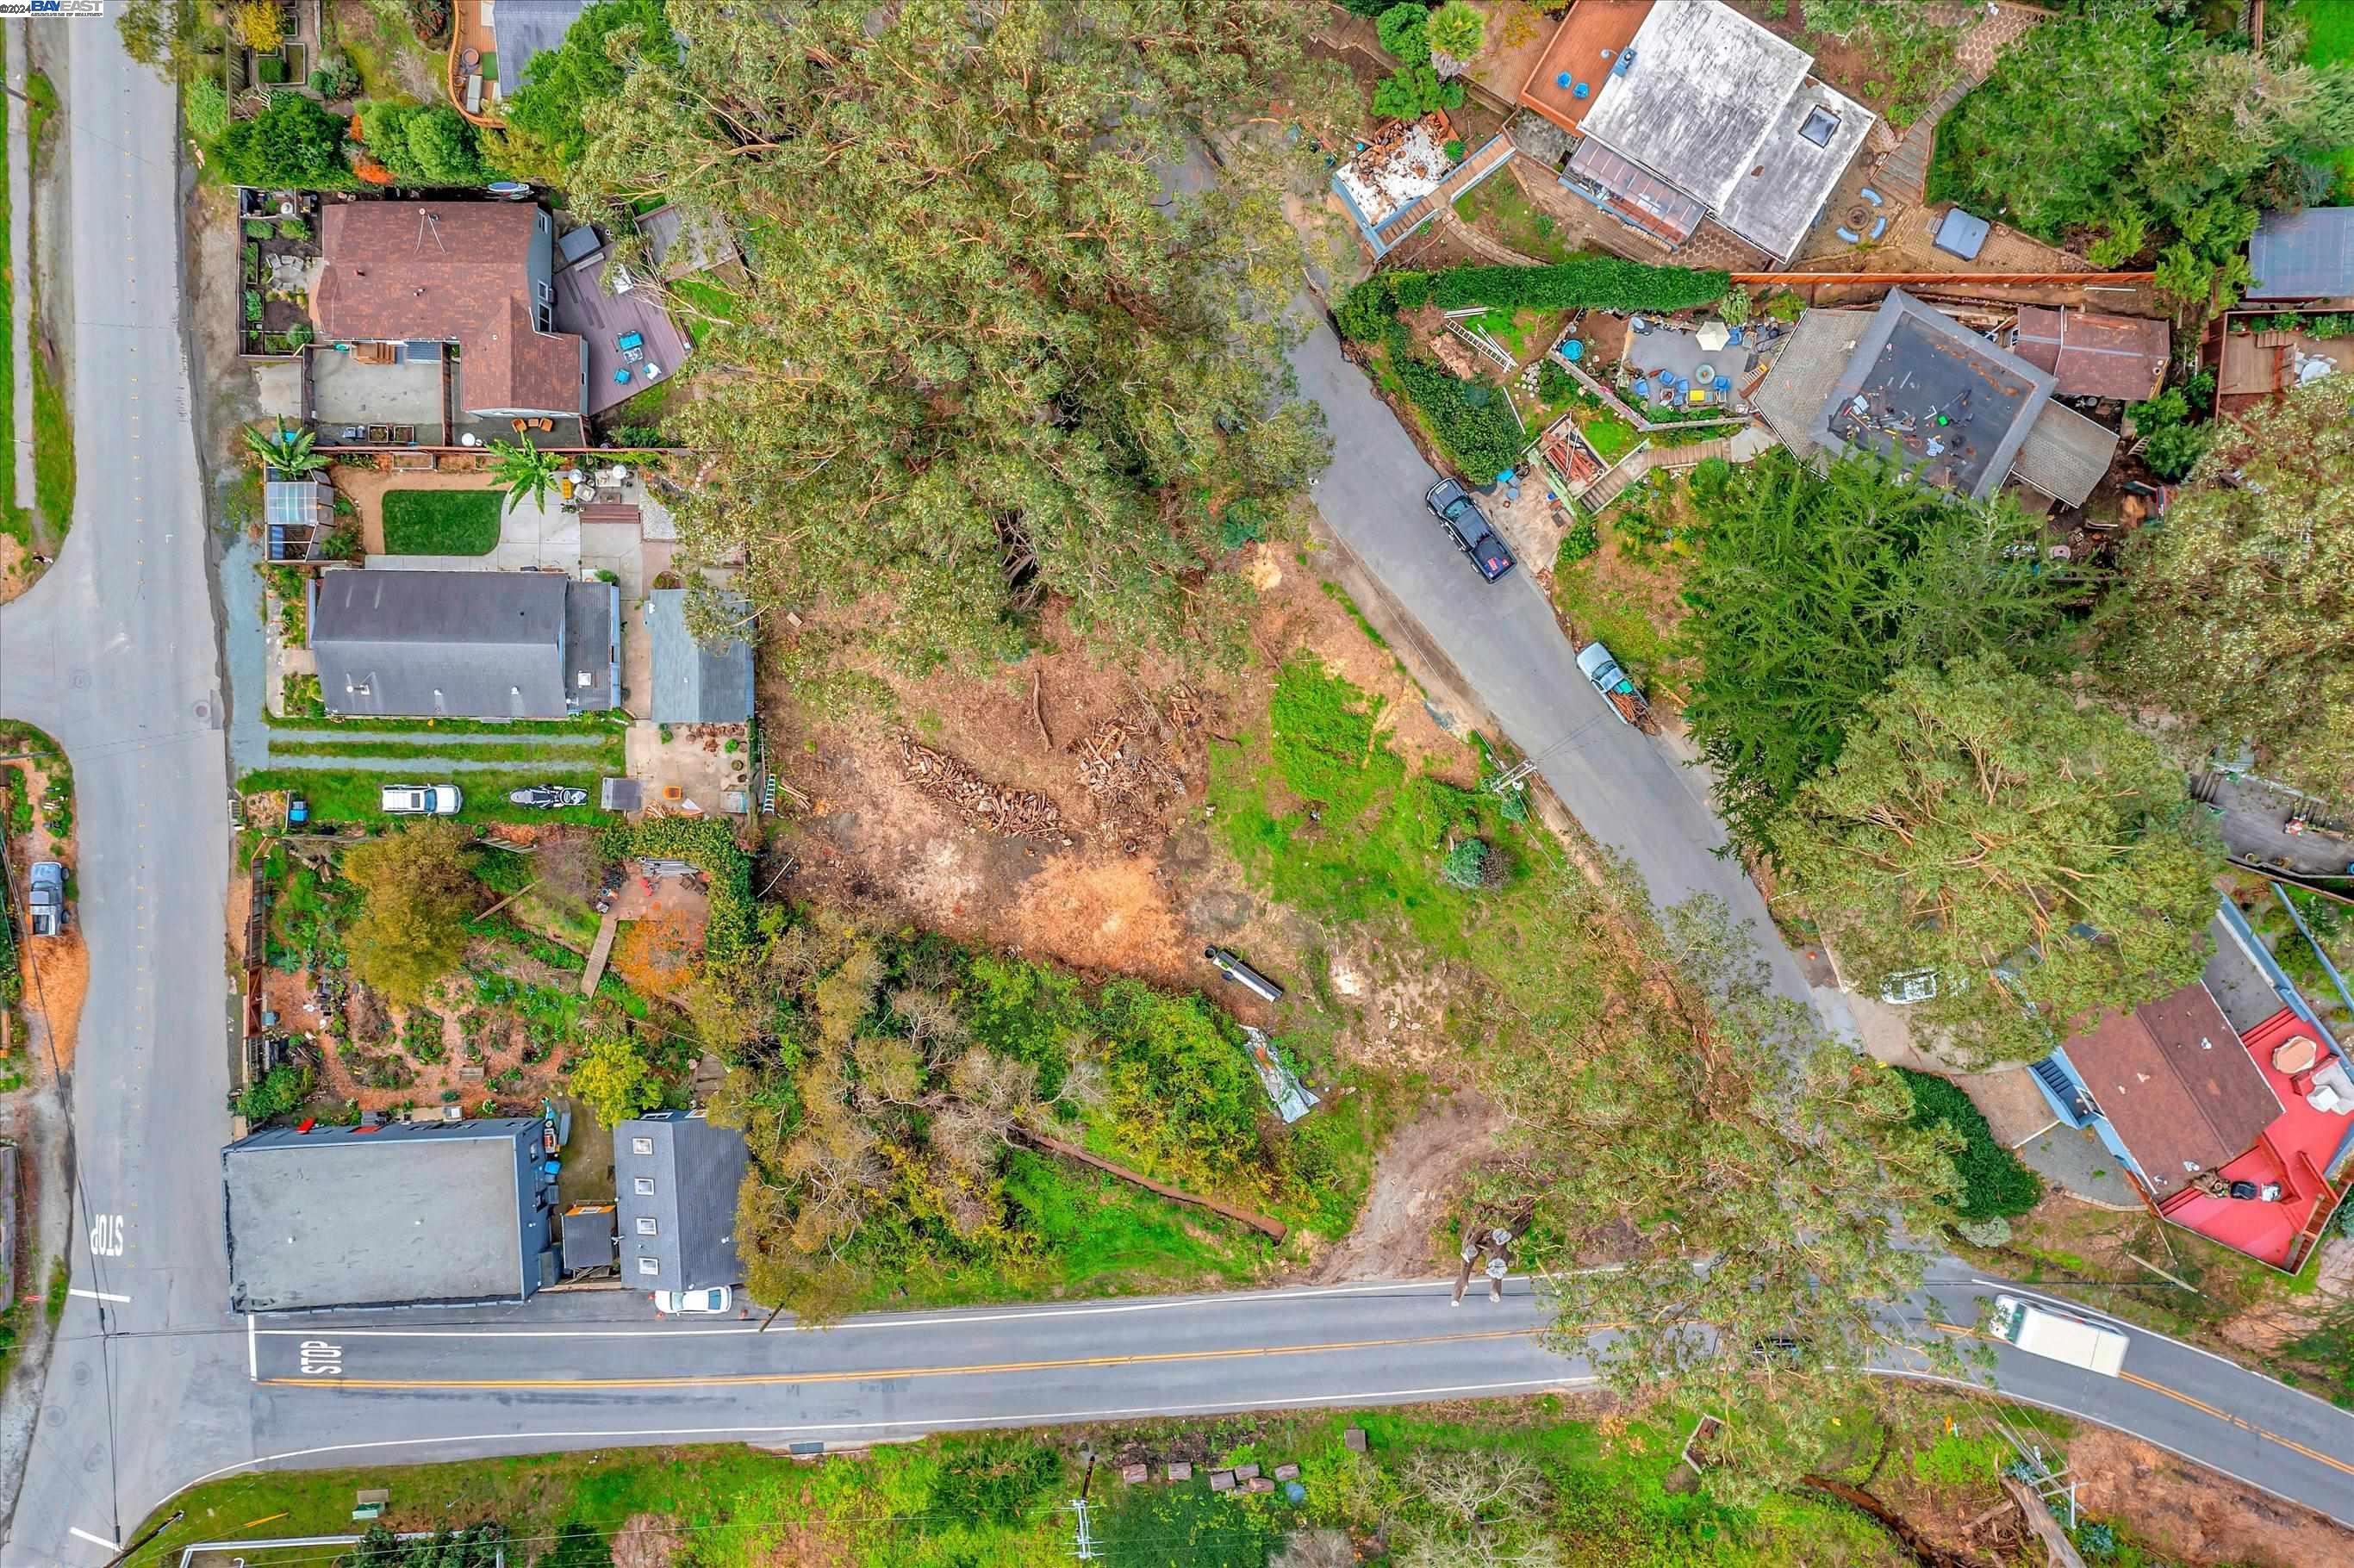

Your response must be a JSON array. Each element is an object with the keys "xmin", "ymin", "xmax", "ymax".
[{"xmin": 1798, "ymin": 106, "xmax": 1840, "ymax": 147}]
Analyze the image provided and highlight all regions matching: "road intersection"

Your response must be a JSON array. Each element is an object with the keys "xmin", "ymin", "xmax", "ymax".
[{"xmin": 0, "ymin": 20, "xmax": 2350, "ymax": 1564}]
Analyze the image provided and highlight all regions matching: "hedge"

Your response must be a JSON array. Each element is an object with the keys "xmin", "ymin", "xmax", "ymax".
[
  {"xmin": 1897, "ymin": 1067, "xmax": 2046, "ymax": 1222},
  {"xmin": 1392, "ymin": 343, "xmax": 1524, "ymax": 478},
  {"xmin": 601, "ymin": 817, "xmax": 756, "ymax": 966},
  {"xmin": 1425, "ymin": 257, "xmax": 1730, "ymax": 313}
]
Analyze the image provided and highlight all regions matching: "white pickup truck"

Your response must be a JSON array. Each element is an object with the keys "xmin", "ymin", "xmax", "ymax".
[{"xmin": 1990, "ymin": 1294, "xmax": 2128, "ymax": 1377}]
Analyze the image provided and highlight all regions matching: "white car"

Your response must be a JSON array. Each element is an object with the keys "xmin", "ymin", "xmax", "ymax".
[
  {"xmin": 653, "ymin": 1286, "xmax": 731, "ymax": 1314},
  {"xmin": 380, "ymin": 783, "xmax": 462, "ymax": 816},
  {"xmin": 1878, "ymin": 968, "xmax": 1969, "ymax": 1005}
]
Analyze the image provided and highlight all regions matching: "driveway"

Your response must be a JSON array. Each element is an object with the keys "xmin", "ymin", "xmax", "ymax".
[{"xmin": 1284, "ymin": 301, "xmax": 1838, "ymax": 1024}]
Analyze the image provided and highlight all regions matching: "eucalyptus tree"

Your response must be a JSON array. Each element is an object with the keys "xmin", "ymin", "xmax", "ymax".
[{"xmin": 570, "ymin": 1, "xmax": 1352, "ymax": 674}]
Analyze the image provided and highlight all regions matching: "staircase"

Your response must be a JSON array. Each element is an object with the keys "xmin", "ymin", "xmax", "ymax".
[
  {"xmin": 1873, "ymin": 4, "xmax": 2047, "ymax": 204},
  {"xmin": 2028, "ymin": 1055, "xmax": 2091, "ymax": 1127}
]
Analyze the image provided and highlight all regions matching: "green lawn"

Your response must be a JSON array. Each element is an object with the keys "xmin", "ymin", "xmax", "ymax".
[
  {"xmin": 669, "ymin": 274, "xmax": 741, "ymax": 349},
  {"xmin": 269, "ymin": 736, "xmax": 626, "ymax": 767},
  {"xmin": 381, "ymin": 488, "xmax": 504, "ymax": 555},
  {"xmin": 2296, "ymin": 0, "xmax": 2354, "ymax": 197},
  {"xmin": 1579, "ymin": 409, "xmax": 1640, "ymax": 464},
  {"xmin": 263, "ymin": 710, "xmax": 628, "ymax": 737},
  {"xmin": 240, "ymin": 765, "xmax": 608, "ymax": 826}
]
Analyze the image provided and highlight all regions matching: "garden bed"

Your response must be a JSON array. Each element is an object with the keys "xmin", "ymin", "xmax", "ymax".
[{"xmin": 237, "ymin": 203, "xmax": 322, "ymax": 358}]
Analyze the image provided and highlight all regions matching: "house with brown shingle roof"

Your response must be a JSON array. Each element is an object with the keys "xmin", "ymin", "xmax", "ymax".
[
  {"xmin": 2010, "ymin": 308, "xmax": 2169, "ymax": 404},
  {"xmin": 311, "ymin": 202, "xmax": 585, "ymax": 421}
]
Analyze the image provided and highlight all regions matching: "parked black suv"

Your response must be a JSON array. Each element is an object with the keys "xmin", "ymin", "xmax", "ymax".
[{"xmin": 1423, "ymin": 477, "xmax": 1516, "ymax": 582}]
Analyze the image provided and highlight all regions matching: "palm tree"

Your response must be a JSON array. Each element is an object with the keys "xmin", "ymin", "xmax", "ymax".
[
  {"xmin": 487, "ymin": 437, "xmax": 564, "ymax": 514},
  {"xmin": 241, "ymin": 419, "xmax": 324, "ymax": 476}
]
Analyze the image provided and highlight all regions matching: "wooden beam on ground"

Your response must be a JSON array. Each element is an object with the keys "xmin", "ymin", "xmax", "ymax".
[
  {"xmin": 2002, "ymin": 1476, "xmax": 2089, "ymax": 1568},
  {"xmin": 1013, "ymin": 1125, "xmax": 1288, "ymax": 1241}
]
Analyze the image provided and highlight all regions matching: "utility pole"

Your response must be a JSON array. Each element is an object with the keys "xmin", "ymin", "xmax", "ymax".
[{"xmin": 1068, "ymin": 1451, "xmax": 1099, "ymax": 1559}]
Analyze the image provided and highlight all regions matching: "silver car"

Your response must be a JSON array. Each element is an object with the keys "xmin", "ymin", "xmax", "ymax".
[{"xmin": 380, "ymin": 783, "xmax": 462, "ymax": 816}]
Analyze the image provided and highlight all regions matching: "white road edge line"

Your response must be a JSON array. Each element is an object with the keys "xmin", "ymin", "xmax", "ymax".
[
  {"xmin": 247, "ymin": 1312, "xmax": 258, "ymax": 1381},
  {"xmin": 1965, "ymin": 1276, "xmax": 2354, "ymax": 1422},
  {"xmin": 171, "ymin": 1377, "xmax": 1595, "ymax": 1494},
  {"xmin": 252, "ymin": 1276, "xmax": 1524, "ymax": 1339},
  {"xmin": 67, "ymin": 1528, "xmax": 118, "ymax": 1550},
  {"xmin": 66, "ymin": 1288, "xmax": 131, "ymax": 1304}
]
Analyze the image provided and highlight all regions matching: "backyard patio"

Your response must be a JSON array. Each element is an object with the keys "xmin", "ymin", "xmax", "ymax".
[
  {"xmin": 237, "ymin": 190, "xmax": 323, "ymax": 358},
  {"xmin": 311, "ymin": 351, "xmax": 445, "ymax": 445},
  {"xmin": 1620, "ymin": 319, "xmax": 1769, "ymax": 414}
]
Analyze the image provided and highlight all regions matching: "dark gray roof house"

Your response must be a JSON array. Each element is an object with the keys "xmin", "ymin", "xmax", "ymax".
[
  {"xmin": 646, "ymin": 588, "xmax": 754, "ymax": 724},
  {"xmin": 615, "ymin": 1111, "xmax": 749, "ymax": 1295},
  {"xmin": 1756, "ymin": 289, "xmax": 2120, "ymax": 508},
  {"xmin": 2247, "ymin": 208, "xmax": 2354, "ymax": 302},
  {"xmin": 309, "ymin": 569, "xmax": 618, "ymax": 719},
  {"xmin": 493, "ymin": 0, "xmax": 590, "ymax": 96},
  {"xmin": 221, "ymin": 1118, "xmax": 557, "ymax": 1312}
]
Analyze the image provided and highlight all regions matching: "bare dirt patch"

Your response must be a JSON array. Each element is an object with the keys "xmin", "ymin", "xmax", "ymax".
[
  {"xmin": 2067, "ymin": 1427, "xmax": 2354, "ymax": 1567},
  {"xmin": 1304, "ymin": 1092, "xmax": 1501, "ymax": 1282},
  {"xmin": 1009, "ymin": 851, "xmax": 1192, "ymax": 991},
  {"xmin": 0, "ymin": 535, "xmax": 34, "ymax": 607},
  {"xmin": 22, "ymin": 930, "xmax": 86, "ymax": 1070}
]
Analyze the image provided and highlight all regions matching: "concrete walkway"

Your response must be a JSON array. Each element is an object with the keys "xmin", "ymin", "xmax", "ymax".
[
  {"xmin": 6, "ymin": 22, "xmax": 32, "ymax": 508},
  {"xmin": 266, "ymin": 727, "xmax": 617, "ymax": 747}
]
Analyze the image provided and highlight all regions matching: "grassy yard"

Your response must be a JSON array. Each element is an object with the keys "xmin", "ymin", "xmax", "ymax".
[
  {"xmin": 240, "ymin": 765, "xmax": 609, "ymax": 826},
  {"xmin": 24, "ymin": 72, "xmax": 68, "ymax": 538},
  {"xmin": 1452, "ymin": 170, "xmax": 1578, "ymax": 264},
  {"xmin": 263, "ymin": 710, "xmax": 627, "ymax": 737},
  {"xmin": 381, "ymin": 488, "xmax": 504, "ymax": 555},
  {"xmin": 0, "ymin": 62, "xmax": 25, "ymax": 553},
  {"xmin": 126, "ymin": 1397, "xmax": 2011, "ymax": 1568}
]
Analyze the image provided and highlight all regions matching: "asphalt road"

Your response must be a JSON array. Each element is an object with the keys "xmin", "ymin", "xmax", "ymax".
[
  {"xmin": 209, "ymin": 1274, "xmax": 2354, "ymax": 1534},
  {"xmin": 0, "ymin": 18, "xmax": 248, "ymax": 1562},
  {"xmin": 3, "ymin": 45, "xmax": 2349, "ymax": 1560},
  {"xmin": 1283, "ymin": 306, "xmax": 1834, "ymax": 1015}
]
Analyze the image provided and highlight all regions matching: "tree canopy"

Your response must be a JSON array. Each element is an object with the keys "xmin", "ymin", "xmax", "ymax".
[
  {"xmin": 1476, "ymin": 882, "xmax": 1961, "ymax": 1497},
  {"xmin": 1677, "ymin": 451, "xmax": 2081, "ymax": 856},
  {"xmin": 1929, "ymin": 9, "xmax": 2354, "ymax": 322},
  {"xmin": 2096, "ymin": 381, "xmax": 2354, "ymax": 802},
  {"xmin": 355, "ymin": 101, "xmax": 494, "ymax": 187},
  {"xmin": 1771, "ymin": 656, "xmax": 2221, "ymax": 1067},
  {"xmin": 217, "ymin": 93, "xmax": 356, "ymax": 190},
  {"xmin": 566, "ymin": 2, "xmax": 1345, "ymax": 674},
  {"xmin": 495, "ymin": 0, "xmax": 676, "ymax": 182},
  {"xmin": 342, "ymin": 822, "xmax": 479, "ymax": 1004}
]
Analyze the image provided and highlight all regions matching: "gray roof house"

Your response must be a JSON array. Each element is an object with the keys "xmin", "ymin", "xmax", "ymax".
[
  {"xmin": 1754, "ymin": 289, "xmax": 2120, "ymax": 508},
  {"xmin": 493, "ymin": 0, "xmax": 590, "ymax": 96},
  {"xmin": 615, "ymin": 1111, "xmax": 749, "ymax": 1295},
  {"xmin": 2246, "ymin": 208, "xmax": 2354, "ymax": 302},
  {"xmin": 1566, "ymin": 0, "xmax": 1873, "ymax": 263},
  {"xmin": 309, "ymin": 569, "xmax": 618, "ymax": 719},
  {"xmin": 222, "ymin": 1118, "xmax": 556, "ymax": 1312},
  {"xmin": 646, "ymin": 588, "xmax": 755, "ymax": 724}
]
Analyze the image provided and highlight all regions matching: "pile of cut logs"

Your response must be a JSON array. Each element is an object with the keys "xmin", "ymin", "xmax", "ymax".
[{"xmin": 899, "ymin": 738, "xmax": 1070, "ymax": 841}]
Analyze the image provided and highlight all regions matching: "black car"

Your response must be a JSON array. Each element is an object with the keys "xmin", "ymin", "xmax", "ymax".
[{"xmin": 1423, "ymin": 477, "xmax": 1516, "ymax": 582}]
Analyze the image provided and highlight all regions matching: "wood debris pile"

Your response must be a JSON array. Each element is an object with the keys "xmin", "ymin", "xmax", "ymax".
[
  {"xmin": 899, "ymin": 738, "xmax": 1070, "ymax": 842},
  {"xmin": 1071, "ymin": 685, "xmax": 1205, "ymax": 850}
]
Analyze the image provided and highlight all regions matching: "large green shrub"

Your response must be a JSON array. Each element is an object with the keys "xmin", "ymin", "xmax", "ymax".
[
  {"xmin": 1392, "ymin": 352, "xmax": 1523, "ymax": 476},
  {"xmin": 217, "ymin": 92, "xmax": 356, "ymax": 190},
  {"xmin": 1429, "ymin": 257, "xmax": 1728, "ymax": 313},
  {"xmin": 1896, "ymin": 1067, "xmax": 2044, "ymax": 1221},
  {"xmin": 1336, "ymin": 276, "xmax": 1398, "ymax": 343}
]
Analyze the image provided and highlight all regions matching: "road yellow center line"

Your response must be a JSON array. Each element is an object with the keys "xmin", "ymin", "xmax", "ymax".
[
  {"xmin": 1934, "ymin": 1325, "xmax": 2354, "ymax": 1479},
  {"xmin": 263, "ymin": 1327, "xmax": 1541, "ymax": 1391}
]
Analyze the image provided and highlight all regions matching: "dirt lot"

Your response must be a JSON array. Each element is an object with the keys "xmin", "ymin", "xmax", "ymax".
[
  {"xmin": 2067, "ymin": 1427, "xmax": 2354, "ymax": 1567},
  {"xmin": 1304, "ymin": 1091, "xmax": 1501, "ymax": 1283},
  {"xmin": 775, "ymin": 541, "xmax": 1469, "ymax": 1011}
]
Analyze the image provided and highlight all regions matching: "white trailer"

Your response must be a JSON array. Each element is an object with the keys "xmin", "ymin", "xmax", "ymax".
[{"xmin": 1990, "ymin": 1294, "xmax": 2129, "ymax": 1377}]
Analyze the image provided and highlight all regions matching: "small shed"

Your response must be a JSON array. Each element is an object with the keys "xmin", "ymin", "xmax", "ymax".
[{"xmin": 1932, "ymin": 206, "xmax": 1990, "ymax": 261}]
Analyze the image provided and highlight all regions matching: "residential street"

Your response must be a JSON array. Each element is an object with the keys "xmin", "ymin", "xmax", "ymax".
[
  {"xmin": 1, "ymin": 34, "xmax": 2350, "ymax": 1563},
  {"xmin": 0, "ymin": 17, "xmax": 246, "ymax": 1562},
  {"xmin": 1283, "ymin": 302, "xmax": 1846, "ymax": 1026}
]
